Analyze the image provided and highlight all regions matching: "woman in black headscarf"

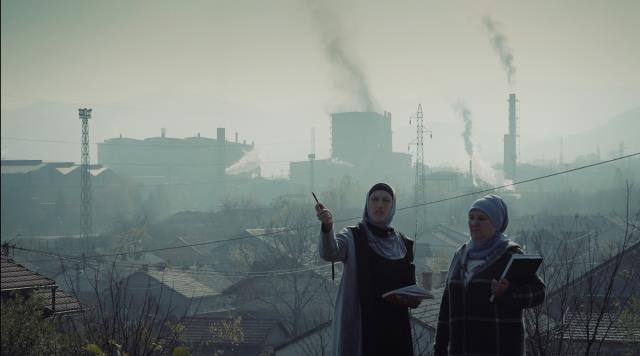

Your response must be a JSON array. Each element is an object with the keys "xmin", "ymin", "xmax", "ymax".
[{"xmin": 316, "ymin": 182, "xmax": 420, "ymax": 356}]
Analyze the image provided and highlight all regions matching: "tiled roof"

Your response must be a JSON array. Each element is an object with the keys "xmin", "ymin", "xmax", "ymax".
[
  {"xmin": 245, "ymin": 228, "xmax": 339, "ymax": 282},
  {"xmin": 274, "ymin": 320, "xmax": 331, "ymax": 351},
  {"xmin": 555, "ymin": 312, "xmax": 640, "ymax": 343},
  {"xmin": 181, "ymin": 316, "xmax": 288, "ymax": 346},
  {"xmin": 547, "ymin": 241, "xmax": 640, "ymax": 300},
  {"xmin": 411, "ymin": 287, "xmax": 445, "ymax": 330},
  {"xmin": 1, "ymin": 254, "xmax": 55, "ymax": 291},
  {"xmin": 1, "ymin": 255, "xmax": 84, "ymax": 315},
  {"xmin": 32, "ymin": 288, "xmax": 84, "ymax": 315},
  {"xmin": 144, "ymin": 269, "xmax": 221, "ymax": 298}
]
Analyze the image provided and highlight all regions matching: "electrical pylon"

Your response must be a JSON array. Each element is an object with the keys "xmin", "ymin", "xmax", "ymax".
[{"xmin": 79, "ymin": 108, "xmax": 92, "ymax": 242}]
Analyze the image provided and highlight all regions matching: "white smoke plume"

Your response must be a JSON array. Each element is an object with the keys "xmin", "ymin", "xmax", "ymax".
[
  {"xmin": 453, "ymin": 101, "xmax": 473, "ymax": 157},
  {"xmin": 307, "ymin": 0, "xmax": 377, "ymax": 111},
  {"xmin": 503, "ymin": 179, "xmax": 516, "ymax": 191},
  {"xmin": 225, "ymin": 148, "xmax": 261, "ymax": 177},
  {"xmin": 483, "ymin": 16, "xmax": 516, "ymax": 86},
  {"xmin": 330, "ymin": 157, "xmax": 355, "ymax": 167},
  {"xmin": 471, "ymin": 153, "xmax": 499, "ymax": 187}
]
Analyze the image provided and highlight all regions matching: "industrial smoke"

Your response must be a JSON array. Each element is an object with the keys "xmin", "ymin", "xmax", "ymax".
[
  {"xmin": 453, "ymin": 101, "xmax": 473, "ymax": 158},
  {"xmin": 308, "ymin": 1, "xmax": 377, "ymax": 111},
  {"xmin": 226, "ymin": 148, "xmax": 261, "ymax": 177},
  {"xmin": 483, "ymin": 16, "xmax": 517, "ymax": 87}
]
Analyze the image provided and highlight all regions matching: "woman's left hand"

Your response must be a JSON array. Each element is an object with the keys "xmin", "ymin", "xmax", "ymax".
[{"xmin": 491, "ymin": 278, "xmax": 510, "ymax": 299}]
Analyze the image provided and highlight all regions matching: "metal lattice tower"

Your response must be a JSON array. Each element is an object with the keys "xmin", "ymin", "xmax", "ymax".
[
  {"xmin": 79, "ymin": 108, "xmax": 92, "ymax": 240},
  {"xmin": 409, "ymin": 104, "xmax": 431, "ymax": 238}
]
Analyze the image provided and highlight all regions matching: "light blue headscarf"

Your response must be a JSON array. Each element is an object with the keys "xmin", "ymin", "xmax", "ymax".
[{"xmin": 467, "ymin": 194, "xmax": 509, "ymax": 260}]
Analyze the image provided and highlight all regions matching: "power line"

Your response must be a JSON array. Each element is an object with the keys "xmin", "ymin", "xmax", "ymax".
[
  {"xmin": 397, "ymin": 152, "xmax": 639, "ymax": 212},
  {"xmin": 13, "ymin": 151, "xmax": 638, "ymax": 259},
  {"xmin": 12, "ymin": 246, "xmax": 333, "ymax": 277}
]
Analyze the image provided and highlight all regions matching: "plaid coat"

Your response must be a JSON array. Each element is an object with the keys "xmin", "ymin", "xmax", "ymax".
[{"xmin": 434, "ymin": 241, "xmax": 545, "ymax": 356}]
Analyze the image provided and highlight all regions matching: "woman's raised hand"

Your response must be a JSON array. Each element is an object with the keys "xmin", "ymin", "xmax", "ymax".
[{"xmin": 315, "ymin": 203, "xmax": 333, "ymax": 228}]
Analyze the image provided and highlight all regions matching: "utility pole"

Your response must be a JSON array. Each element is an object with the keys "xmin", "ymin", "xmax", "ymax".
[
  {"xmin": 79, "ymin": 108, "xmax": 92, "ymax": 244},
  {"xmin": 408, "ymin": 104, "xmax": 432, "ymax": 239}
]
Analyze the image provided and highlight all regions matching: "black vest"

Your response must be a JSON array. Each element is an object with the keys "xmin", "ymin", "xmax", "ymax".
[{"xmin": 350, "ymin": 223, "xmax": 415, "ymax": 356}]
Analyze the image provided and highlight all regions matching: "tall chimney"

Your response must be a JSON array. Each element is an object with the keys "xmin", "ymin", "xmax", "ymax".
[
  {"xmin": 469, "ymin": 159, "xmax": 473, "ymax": 186},
  {"xmin": 503, "ymin": 93, "xmax": 517, "ymax": 180}
]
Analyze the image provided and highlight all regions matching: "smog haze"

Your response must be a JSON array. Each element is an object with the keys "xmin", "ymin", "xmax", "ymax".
[{"xmin": 2, "ymin": 0, "xmax": 638, "ymax": 177}]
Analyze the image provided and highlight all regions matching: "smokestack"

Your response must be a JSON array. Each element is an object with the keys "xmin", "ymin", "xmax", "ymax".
[
  {"xmin": 469, "ymin": 159, "xmax": 473, "ymax": 186},
  {"xmin": 161, "ymin": 128, "xmax": 166, "ymax": 138},
  {"xmin": 508, "ymin": 93, "xmax": 516, "ymax": 136},
  {"xmin": 235, "ymin": 132, "xmax": 238, "ymax": 144},
  {"xmin": 503, "ymin": 93, "xmax": 517, "ymax": 180}
]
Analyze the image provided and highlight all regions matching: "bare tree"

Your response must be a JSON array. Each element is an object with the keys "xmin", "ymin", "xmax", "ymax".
[
  {"xmin": 227, "ymin": 198, "xmax": 336, "ymax": 351},
  {"xmin": 523, "ymin": 183, "xmax": 639, "ymax": 355},
  {"xmin": 60, "ymin": 258, "xmax": 191, "ymax": 355}
]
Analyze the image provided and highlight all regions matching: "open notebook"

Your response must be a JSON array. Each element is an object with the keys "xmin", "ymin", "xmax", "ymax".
[{"xmin": 382, "ymin": 284, "xmax": 434, "ymax": 300}]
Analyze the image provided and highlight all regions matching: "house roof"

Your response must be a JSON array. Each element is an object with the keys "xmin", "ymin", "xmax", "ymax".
[
  {"xmin": 547, "ymin": 240, "xmax": 640, "ymax": 300},
  {"xmin": 154, "ymin": 236, "xmax": 209, "ymax": 266},
  {"xmin": 273, "ymin": 320, "xmax": 331, "ymax": 351},
  {"xmin": 244, "ymin": 228, "xmax": 338, "ymax": 282},
  {"xmin": 181, "ymin": 316, "xmax": 289, "ymax": 346},
  {"xmin": 555, "ymin": 311, "xmax": 640, "ymax": 343},
  {"xmin": 274, "ymin": 312, "xmax": 435, "ymax": 351},
  {"xmin": 1, "ymin": 254, "xmax": 84, "ymax": 315},
  {"xmin": 411, "ymin": 287, "xmax": 446, "ymax": 330},
  {"xmin": 1, "ymin": 254, "xmax": 56, "ymax": 291},
  {"xmin": 432, "ymin": 223, "xmax": 469, "ymax": 246},
  {"xmin": 32, "ymin": 288, "xmax": 85, "ymax": 315},
  {"xmin": 142, "ymin": 268, "xmax": 222, "ymax": 298}
]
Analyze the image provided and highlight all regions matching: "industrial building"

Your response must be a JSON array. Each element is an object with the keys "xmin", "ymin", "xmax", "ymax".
[
  {"xmin": 97, "ymin": 128, "xmax": 253, "ymax": 186},
  {"xmin": 290, "ymin": 111, "xmax": 413, "ymax": 191},
  {"xmin": 0, "ymin": 160, "xmax": 127, "ymax": 236}
]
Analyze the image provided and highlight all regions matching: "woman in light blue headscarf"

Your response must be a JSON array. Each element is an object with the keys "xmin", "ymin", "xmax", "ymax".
[
  {"xmin": 434, "ymin": 194, "xmax": 546, "ymax": 356},
  {"xmin": 315, "ymin": 183, "xmax": 420, "ymax": 356}
]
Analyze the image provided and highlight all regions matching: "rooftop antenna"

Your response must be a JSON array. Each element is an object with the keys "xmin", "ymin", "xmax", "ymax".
[
  {"xmin": 79, "ymin": 108, "xmax": 93, "ymax": 244},
  {"xmin": 408, "ymin": 104, "xmax": 432, "ymax": 239}
]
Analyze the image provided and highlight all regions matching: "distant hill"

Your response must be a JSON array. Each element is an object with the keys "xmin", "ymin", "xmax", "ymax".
[{"xmin": 522, "ymin": 107, "xmax": 640, "ymax": 162}]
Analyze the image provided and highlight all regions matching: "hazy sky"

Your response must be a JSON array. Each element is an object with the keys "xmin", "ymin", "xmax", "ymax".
[{"xmin": 2, "ymin": 0, "xmax": 639, "ymax": 177}]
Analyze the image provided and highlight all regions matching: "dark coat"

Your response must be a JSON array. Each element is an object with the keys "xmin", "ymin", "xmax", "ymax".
[{"xmin": 434, "ymin": 241, "xmax": 546, "ymax": 356}]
